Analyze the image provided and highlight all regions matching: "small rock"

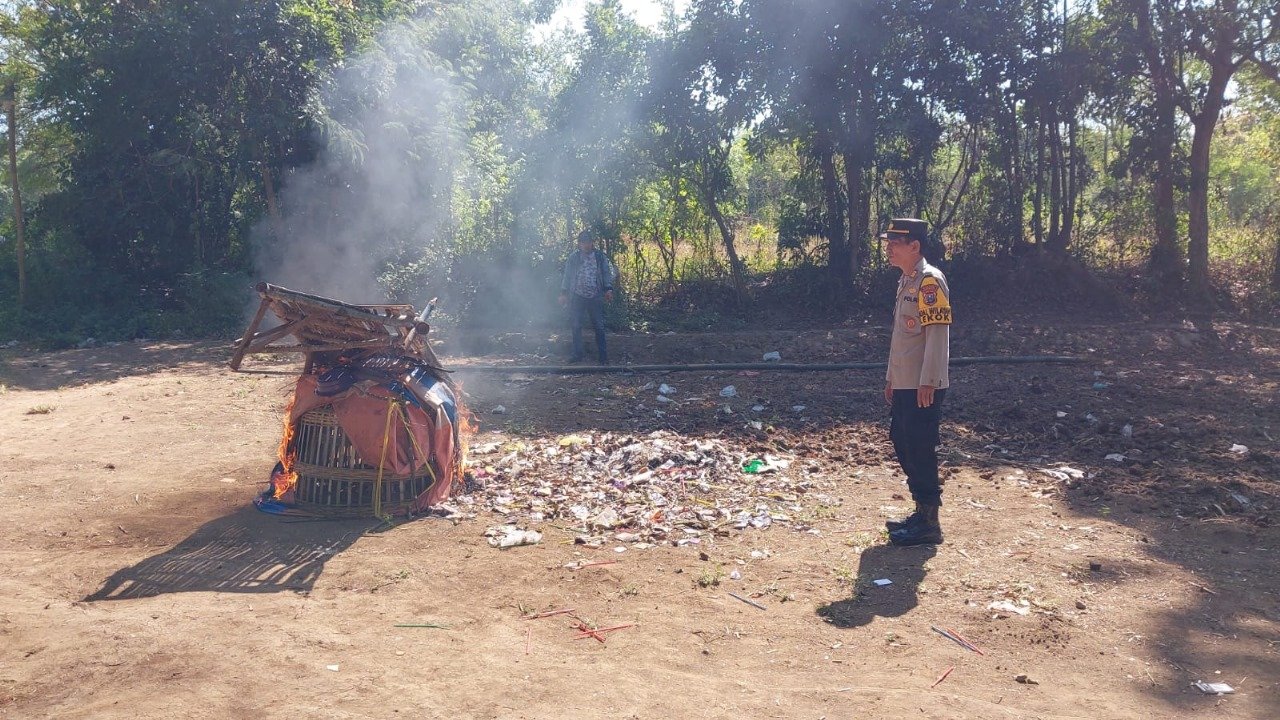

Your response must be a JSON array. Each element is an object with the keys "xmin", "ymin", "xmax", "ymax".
[
  {"xmin": 719, "ymin": 385, "xmax": 738, "ymax": 398},
  {"xmin": 658, "ymin": 383, "xmax": 677, "ymax": 395},
  {"xmin": 1015, "ymin": 674, "xmax": 1038, "ymax": 685},
  {"xmin": 1089, "ymin": 561, "xmax": 1102, "ymax": 573},
  {"xmin": 491, "ymin": 405, "xmax": 507, "ymax": 415},
  {"xmin": 1075, "ymin": 600, "xmax": 1087, "ymax": 610},
  {"xmin": 762, "ymin": 351, "xmax": 782, "ymax": 362}
]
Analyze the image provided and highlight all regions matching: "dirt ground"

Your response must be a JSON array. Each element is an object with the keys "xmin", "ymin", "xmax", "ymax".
[{"xmin": 1, "ymin": 317, "xmax": 1278, "ymax": 719}]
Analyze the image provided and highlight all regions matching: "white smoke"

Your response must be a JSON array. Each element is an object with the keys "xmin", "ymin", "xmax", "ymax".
[{"xmin": 252, "ymin": 19, "xmax": 464, "ymax": 306}]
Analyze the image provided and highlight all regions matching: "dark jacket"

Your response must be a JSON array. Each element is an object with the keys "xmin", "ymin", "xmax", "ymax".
[{"xmin": 560, "ymin": 249, "xmax": 617, "ymax": 296}]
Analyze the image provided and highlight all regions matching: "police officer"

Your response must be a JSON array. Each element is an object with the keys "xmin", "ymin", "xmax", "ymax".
[{"xmin": 880, "ymin": 218, "xmax": 951, "ymax": 546}]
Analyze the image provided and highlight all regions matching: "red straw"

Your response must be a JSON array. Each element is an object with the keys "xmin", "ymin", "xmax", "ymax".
[
  {"xmin": 930, "ymin": 665, "xmax": 955, "ymax": 688},
  {"xmin": 574, "ymin": 621, "xmax": 606, "ymax": 643},
  {"xmin": 946, "ymin": 627, "xmax": 985, "ymax": 656},
  {"xmin": 571, "ymin": 623, "xmax": 635, "ymax": 640}
]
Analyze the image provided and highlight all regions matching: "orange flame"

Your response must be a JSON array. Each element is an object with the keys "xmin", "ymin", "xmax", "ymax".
[
  {"xmin": 453, "ymin": 381, "xmax": 477, "ymax": 476},
  {"xmin": 273, "ymin": 395, "xmax": 299, "ymax": 499}
]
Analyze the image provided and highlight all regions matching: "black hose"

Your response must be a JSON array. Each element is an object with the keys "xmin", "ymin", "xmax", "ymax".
[{"xmin": 450, "ymin": 355, "xmax": 1085, "ymax": 375}]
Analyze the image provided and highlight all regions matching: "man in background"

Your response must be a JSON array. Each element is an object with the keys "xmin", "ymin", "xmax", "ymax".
[
  {"xmin": 560, "ymin": 229, "xmax": 617, "ymax": 365},
  {"xmin": 880, "ymin": 218, "xmax": 952, "ymax": 546}
]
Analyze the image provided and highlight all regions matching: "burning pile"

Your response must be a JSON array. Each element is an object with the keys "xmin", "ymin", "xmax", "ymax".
[
  {"xmin": 231, "ymin": 283, "xmax": 468, "ymax": 518},
  {"xmin": 445, "ymin": 431, "xmax": 840, "ymax": 546}
]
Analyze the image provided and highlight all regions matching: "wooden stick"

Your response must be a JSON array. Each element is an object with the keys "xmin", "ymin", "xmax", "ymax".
[
  {"xmin": 522, "ymin": 608, "xmax": 577, "ymax": 620},
  {"xmin": 728, "ymin": 592, "xmax": 767, "ymax": 611},
  {"xmin": 525, "ymin": 627, "xmax": 531, "ymax": 655},
  {"xmin": 574, "ymin": 560, "xmax": 619, "ymax": 570},
  {"xmin": 229, "ymin": 297, "xmax": 270, "ymax": 370},
  {"xmin": 930, "ymin": 665, "xmax": 955, "ymax": 688},
  {"xmin": 393, "ymin": 623, "xmax": 449, "ymax": 629}
]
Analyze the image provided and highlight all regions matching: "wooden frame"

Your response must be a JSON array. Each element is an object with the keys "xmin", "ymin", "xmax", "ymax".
[{"xmin": 228, "ymin": 282, "xmax": 444, "ymax": 372}]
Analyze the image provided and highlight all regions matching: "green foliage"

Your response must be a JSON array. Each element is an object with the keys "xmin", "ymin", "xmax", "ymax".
[{"xmin": 2, "ymin": 0, "xmax": 1279, "ymax": 344}]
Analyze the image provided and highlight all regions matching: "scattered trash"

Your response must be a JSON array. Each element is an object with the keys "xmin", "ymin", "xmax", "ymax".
[
  {"xmin": 326, "ymin": 664, "xmax": 340, "ymax": 672},
  {"xmin": 721, "ymin": 405, "xmax": 734, "ymax": 415},
  {"xmin": 1092, "ymin": 382, "xmax": 1110, "ymax": 390},
  {"xmin": 457, "ymin": 431, "xmax": 812, "ymax": 549},
  {"xmin": 728, "ymin": 592, "xmax": 767, "ymax": 610},
  {"xmin": 486, "ymin": 525, "xmax": 543, "ymax": 548},
  {"xmin": 1104, "ymin": 453, "xmax": 1127, "ymax": 462},
  {"xmin": 1229, "ymin": 444, "xmax": 1249, "ymax": 457},
  {"xmin": 729, "ymin": 569, "xmax": 742, "ymax": 581},
  {"xmin": 492, "ymin": 405, "xmax": 507, "ymax": 415},
  {"xmin": 791, "ymin": 405, "xmax": 806, "ymax": 413},
  {"xmin": 751, "ymin": 405, "xmax": 765, "ymax": 412},
  {"xmin": 1121, "ymin": 423, "xmax": 1133, "ymax": 439},
  {"xmin": 719, "ymin": 385, "xmax": 739, "ymax": 398},
  {"xmin": 988, "ymin": 600, "xmax": 1031, "ymax": 616},
  {"xmin": 762, "ymin": 351, "xmax": 782, "ymax": 362},
  {"xmin": 1229, "ymin": 492, "xmax": 1251, "ymax": 507},
  {"xmin": 1015, "ymin": 674, "xmax": 1039, "ymax": 685},
  {"xmin": 1193, "ymin": 681, "xmax": 1235, "ymax": 695},
  {"xmin": 742, "ymin": 456, "xmax": 791, "ymax": 474},
  {"xmin": 873, "ymin": 578, "xmax": 893, "ymax": 587},
  {"xmin": 658, "ymin": 383, "xmax": 677, "ymax": 395},
  {"xmin": 656, "ymin": 394, "xmax": 675, "ymax": 404},
  {"xmin": 1037, "ymin": 465, "xmax": 1086, "ymax": 482},
  {"xmin": 1055, "ymin": 411, "xmax": 1067, "ymax": 418},
  {"xmin": 558, "ymin": 434, "xmax": 591, "ymax": 447},
  {"xmin": 1085, "ymin": 413, "xmax": 1099, "ymax": 424},
  {"xmin": 639, "ymin": 381, "xmax": 656, "ymax": 391},
  {"xmin": 930, "ymin": 665, "xmax": 955, "ymax": 689}
]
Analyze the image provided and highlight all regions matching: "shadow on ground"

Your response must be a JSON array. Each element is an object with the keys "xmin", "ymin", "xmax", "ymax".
[
  {"xmin": 816, "ymin": 544, "xmax": 937, "ymax": 628},
  {"xmin": 84, "ymin": 506, "xmax": 367, "ymax": 601}
]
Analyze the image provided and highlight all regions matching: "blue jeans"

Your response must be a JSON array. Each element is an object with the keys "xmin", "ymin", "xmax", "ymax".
[{"xmin": 569, "ymin": 294, "xmax": 607, "ymax": 362}]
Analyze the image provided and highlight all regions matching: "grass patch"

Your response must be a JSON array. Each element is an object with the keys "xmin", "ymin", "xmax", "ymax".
[{"xmin": 697, "ymin": 564, "xmax": 725, "ymax": 588}]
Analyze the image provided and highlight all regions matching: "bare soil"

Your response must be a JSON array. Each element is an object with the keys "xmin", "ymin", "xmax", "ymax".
[{"xmin": 1, "ymin": 317, "xmax": 1277, "ymax": 719}]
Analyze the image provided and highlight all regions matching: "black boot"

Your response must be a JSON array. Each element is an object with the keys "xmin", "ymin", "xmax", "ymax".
[
  {"xmin": 889, "ymin": 504, "xmax": 943, "ymax": 546},
  {"xmin": 885, "ymin": 503, "xmax": 922, "ymax": 533}
]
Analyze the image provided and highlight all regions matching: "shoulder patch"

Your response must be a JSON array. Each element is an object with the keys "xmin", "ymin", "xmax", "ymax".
[{"xmin": 917, "ymin": 277, "xmax": 952, "ymax": 326}]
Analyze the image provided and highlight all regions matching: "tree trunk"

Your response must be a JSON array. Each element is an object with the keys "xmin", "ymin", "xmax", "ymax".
[
  {"xmin": 1060, "ymin": 115, "xmax": 1078, "ymax": 253},
  {"xmin": 1136, "ymin": 0, "xmax": 1184, "ymax": 285},
  {"xmin": 842, "ymin": 149, "xmax": 870, "ymax": 273},
  {"xmin": 819, "ymin": 144, "xmax": 849, "ymax": 295},
  {"xmin": 1271, "ymin": 230, "xmax": 1280, "ymax": 295},
  {"xmin": 1033, "ymin": 104, "xmax": 1045, "ymax": 247},
  {"xmin": 701, "ymin": 189, "xmax": 747, "ymax": 302},
  {"xmin": 1187, "ymin": 71, "xmax": 1229, "ymax": 304},
  {"xmin": 1147, "ymin": 98, "xmax": 1182, "ymax": 283},
  {"xmin": 5, "ymin": 93, "xmax": 26, "ymax": 308}
]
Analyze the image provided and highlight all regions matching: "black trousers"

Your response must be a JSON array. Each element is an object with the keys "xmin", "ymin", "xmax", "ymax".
[{"xmin": 889, "ymin": 389, "xmax": 947, "ymax": 506}]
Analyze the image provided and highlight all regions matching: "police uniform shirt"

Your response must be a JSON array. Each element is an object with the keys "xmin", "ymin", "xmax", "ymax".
[{"xmin": 887, "ymin": 258, "xmax": 952, "ymax": 390}]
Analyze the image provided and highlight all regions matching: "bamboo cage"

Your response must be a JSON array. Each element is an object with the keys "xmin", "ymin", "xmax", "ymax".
[{"xmin": 290, "ymin": 408, "xmax": 438, "ymax": 517}]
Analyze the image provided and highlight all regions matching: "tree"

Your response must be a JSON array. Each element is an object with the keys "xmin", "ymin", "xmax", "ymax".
[{"xmin": 1181, "ymin": 0, "xmax": 1279, "ymax": 303}]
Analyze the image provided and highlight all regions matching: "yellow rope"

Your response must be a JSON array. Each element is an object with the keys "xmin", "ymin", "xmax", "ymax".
[{"xmin": 373, "ymin": 397, "xmax": 397, "ymax": 522}]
